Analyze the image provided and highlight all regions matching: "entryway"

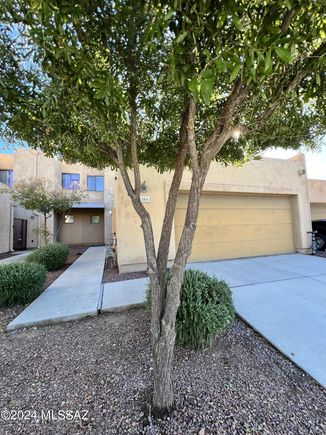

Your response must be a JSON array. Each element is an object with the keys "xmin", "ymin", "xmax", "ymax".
[{"xmin": 13, "ymin": 218, "xmax": 27, "ymax": 250}]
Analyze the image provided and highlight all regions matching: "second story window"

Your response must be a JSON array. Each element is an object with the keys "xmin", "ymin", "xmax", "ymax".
[
  {"xmin": 0, "ymin": 169, "xmax": 14, "ymax": 188},
  {"xmin": 62, "ymin": 173, "xmax": 80, "ymax": 190},
  {"xmin": 87, "ymin": 175, "xmax": 104, "ymax": 192}
]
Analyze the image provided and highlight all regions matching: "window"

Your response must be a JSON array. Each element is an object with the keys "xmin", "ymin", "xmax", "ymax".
[
  {"xmin": 87, "ymin": 175, "xmax": 104, "ymax": 192},
  {"xmin": 91, "ymin": 216, "xmax": 100, "ymax": 224},
  {"xmin": 0, "ymin": 170, "xmax": 13, "ymax": 188},
  {"xmin": 62, "ymin": 173, "xmax": 80, "ymax": 190},
  {"xmin": 64, "ymin": 215, "xmax": 74, "ymax": 224}
]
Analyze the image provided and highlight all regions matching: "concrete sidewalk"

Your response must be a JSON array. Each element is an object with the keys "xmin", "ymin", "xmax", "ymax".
[
  {"xmin": 7, "ymin": 246, "xmax": 106, "ymax": 331},
  {"xmin": 0, "ymin": 252, "xmax": 31, "ymax": 265},
  {"xmin": 101, "ymin": 278, "xmax": 148, "ymax": 312}
]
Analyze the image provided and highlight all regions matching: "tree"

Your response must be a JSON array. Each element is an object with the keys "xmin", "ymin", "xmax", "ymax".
[
  {"xmin": 1, "ymin": 0, "xmax": 325, "ymax": 415},
  {"xmin": 11, "ymin": 178, "xmax": 83, "ymax": 244}
]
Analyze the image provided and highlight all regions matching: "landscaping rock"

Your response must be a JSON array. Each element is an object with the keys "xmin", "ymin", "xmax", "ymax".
[{"xmin": 0, "ymin": 309, "xmax": 325, "ymax": 434}]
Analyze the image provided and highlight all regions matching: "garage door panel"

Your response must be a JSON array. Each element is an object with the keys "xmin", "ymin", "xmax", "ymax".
[
  {"xmin": 175, "ymin": 208, "xmax": 293, "ymax": 227},
  {"xmin": 175, "ymin": 223, "xmax": 294, "ymax": 244},
  {"xmin": 175, "ymin": 193, "xmax": 295, "ymax": 261},
  {"xmin": 189, "ymin": 238, "xmax": 295, "ymax": 262},
  {"xmin": 177, "ymin": 193, "xmax": 292, "ymax": 210}
]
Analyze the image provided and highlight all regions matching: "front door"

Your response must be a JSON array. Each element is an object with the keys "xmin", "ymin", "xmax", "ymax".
[{"xmin": 13, "ymin": 218, "xmax": 27, "ymax": 250}]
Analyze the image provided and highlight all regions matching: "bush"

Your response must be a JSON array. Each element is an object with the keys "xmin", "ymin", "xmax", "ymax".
[
  {"xmin": 26, "ymin": 243, "xmax": 69, "ymax": 271},
  {"xmin": 146, "ymin": 269, "xmax": 235, "ymax": 349},
  {"xmin": 0, "ymin": 262, "xmax": 47, "ymax": 308}
]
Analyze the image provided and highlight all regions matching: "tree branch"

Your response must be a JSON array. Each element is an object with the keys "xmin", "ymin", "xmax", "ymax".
[
  {"xmin": 201, "ymin": 80, "xmax": 247, "ymax": 168},
  {"xmin": 187, "ymin": 97, "xmax": 198, "ymax": 172},
  {"xmin": 259, "ymin": 40, "xmax": 326, "ymax": 126},
  {"xmin": 156, "ymin": 98, "xmax": 192, "ymax": 279},
  {"xmin": 280, "ymin": 7, "xmax": 297, "ymax": 34},
  {"xmin": 130, "ymin": 101, "xmax": 141, "ymax": 195},
  {"xmin": 98, "ymin": 143, "xmax": 119, "ymax": 165}
]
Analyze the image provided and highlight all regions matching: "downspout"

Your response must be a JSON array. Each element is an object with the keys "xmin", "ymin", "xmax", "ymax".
[{"xmin": 9, "ymin": 204, "xmax": 14, "ymax": 252}]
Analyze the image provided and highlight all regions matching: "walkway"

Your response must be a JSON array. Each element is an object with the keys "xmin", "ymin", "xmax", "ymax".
[
  {"xmin": 7, "ymin": 246, "xmax": 106, "ymax": 331},
  {"xmin": 102, "ymin": 254, "xmax": 326, "ymax": 388},
  {"xmin": 0, "ymin": 251, "xmax": 31, "ymax": 265}
]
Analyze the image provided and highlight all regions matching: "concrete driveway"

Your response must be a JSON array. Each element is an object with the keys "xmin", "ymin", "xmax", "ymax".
[{"xmin": 189, "ymin": 253, "xmax": 326, "ymax": 388}]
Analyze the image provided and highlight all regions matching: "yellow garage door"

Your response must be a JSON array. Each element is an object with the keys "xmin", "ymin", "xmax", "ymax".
[
  {"xmin": 175, "ymin": 193, "xmax": 295, "ymax": 262},
  {"xmin": 311, "ymin": 203, "xmax": 326, "ymax": 221}
]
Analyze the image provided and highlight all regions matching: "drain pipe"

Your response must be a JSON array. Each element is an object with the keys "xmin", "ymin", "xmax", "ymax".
[{"xmin": 9, "ymin": 204, "xmax": 17, "ymax": 252}]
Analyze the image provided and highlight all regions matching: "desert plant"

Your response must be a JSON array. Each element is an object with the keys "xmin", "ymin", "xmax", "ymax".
[
  {"xmin": 146, "ymin": 269, "xmax": 235, "ymax": 350},
  {"xmin": 26, "ymin": 243, "xmax": 69, "ymax": 271},
  {"xmin": 0, "ymin": 262, "xmax": 47, "ymax": 308}
]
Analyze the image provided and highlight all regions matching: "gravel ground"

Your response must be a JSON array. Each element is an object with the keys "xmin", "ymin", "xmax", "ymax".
[
  {"xmin": 104, "ymin": 266, "xmax": 148, "ymax": 283},
  {"xmin": 0, "ymin": 252, "xmax": 12, "ymax": 260},
  {"xmin": 0, "ymin": 309, "xmax": 325, "ymax": 435}
]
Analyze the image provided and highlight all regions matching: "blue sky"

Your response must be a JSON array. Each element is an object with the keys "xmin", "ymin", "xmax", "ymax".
[{"xmin": 1, "ymin": 139, "xmax": 326, "ymax": 180}]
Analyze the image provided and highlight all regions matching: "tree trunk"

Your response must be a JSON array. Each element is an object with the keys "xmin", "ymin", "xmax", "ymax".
[
  {"xmin": 151, "ymin": 165, "xmax": 209, "ymax": 413},
  {"xmin": 152, "ymin": 321, "xmax": 175, "ymax": 415}
]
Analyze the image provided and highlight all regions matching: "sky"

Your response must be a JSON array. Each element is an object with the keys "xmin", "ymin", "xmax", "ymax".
[{"xmin": 1, "ymin": 140, "xmax": 326, "ymax": 180}]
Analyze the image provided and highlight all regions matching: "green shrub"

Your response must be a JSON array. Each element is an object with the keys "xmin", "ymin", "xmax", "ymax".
[
  {"xmin": 0, "ymin": 262, "xmax": 47, "ymax": 308},
  {"xmin": 146, "ymin": 269, "xmax": 235, "ymax": 349},
  {"xmin": 26, "ymin": 243, "xmax": 69, "ymax": 271}
]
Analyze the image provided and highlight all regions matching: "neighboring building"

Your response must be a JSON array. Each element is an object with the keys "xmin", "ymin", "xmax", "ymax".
[
  {"xmin": 308, "ymin": 179, "xmax": 326, "ymax": 221},
  {"xmin": 0, "ymin": 149, "xmax": 115, "ymax": 253}
]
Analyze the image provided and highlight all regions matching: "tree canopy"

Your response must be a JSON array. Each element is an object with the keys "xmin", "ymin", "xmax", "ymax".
[{"xmin": 1, "ymin": 0, "xmax": 325, "ymax": 171}]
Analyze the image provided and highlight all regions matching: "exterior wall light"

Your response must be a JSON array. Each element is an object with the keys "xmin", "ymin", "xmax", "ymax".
[{"xmin": 141, "ymin": 181, "xmax": 148, "ymax": 193}]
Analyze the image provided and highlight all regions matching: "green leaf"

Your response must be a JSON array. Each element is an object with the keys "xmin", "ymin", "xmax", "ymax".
[
  {"xmin": 188, "ymin": 77, "xmax": 197, "ymax": 93},
  {"xmin": 215, "ymin": 59, "xmax": 228, "ymax": 73},
  {"xmin": 175, "ymin": 31, "xmax": 188, "ymax": 44},
  {"xmin": 164, "ymin": 10, "xmax": 175, "ymax": 21},
  {"xmin": 264, "ymin": 48, "xmax": 272, "ymax": 73},
  {"xmin": 230, "ymin": 63, "xmax": 241, "ymax": 82},
  {"xmin": 202, "ymin": 67, "xmax": 214, "ymax": 79},
  {"xmin": 275, "ymin": 47, "xmax": 292, "ymax": 63},
  {"xmin": 316, "ymin": 73, "xmax": 321, "ymax": 85},
  {"xmin": 233, "ymin": 15, "xmax": 243, "ymax": 31},
  {"xmin": 201, "ymin": 77, "xmax": 214, "ymax": 105}
]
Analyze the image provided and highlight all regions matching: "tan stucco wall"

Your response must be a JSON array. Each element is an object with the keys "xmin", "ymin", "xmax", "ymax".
[
  {"xmin": 308, "ymin": 179, "xmax": 326, "ymax": 204},
  {"xmin": 0, "ymin": 154, "xmax": 14, "ymax": 170},
  {"xmin": 115, "ymin": 154, "xmax": 312, "ymax": 272},
  {"xmin": 308, "ymin": 179, "xmax": 326, "ymax": 221}
]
